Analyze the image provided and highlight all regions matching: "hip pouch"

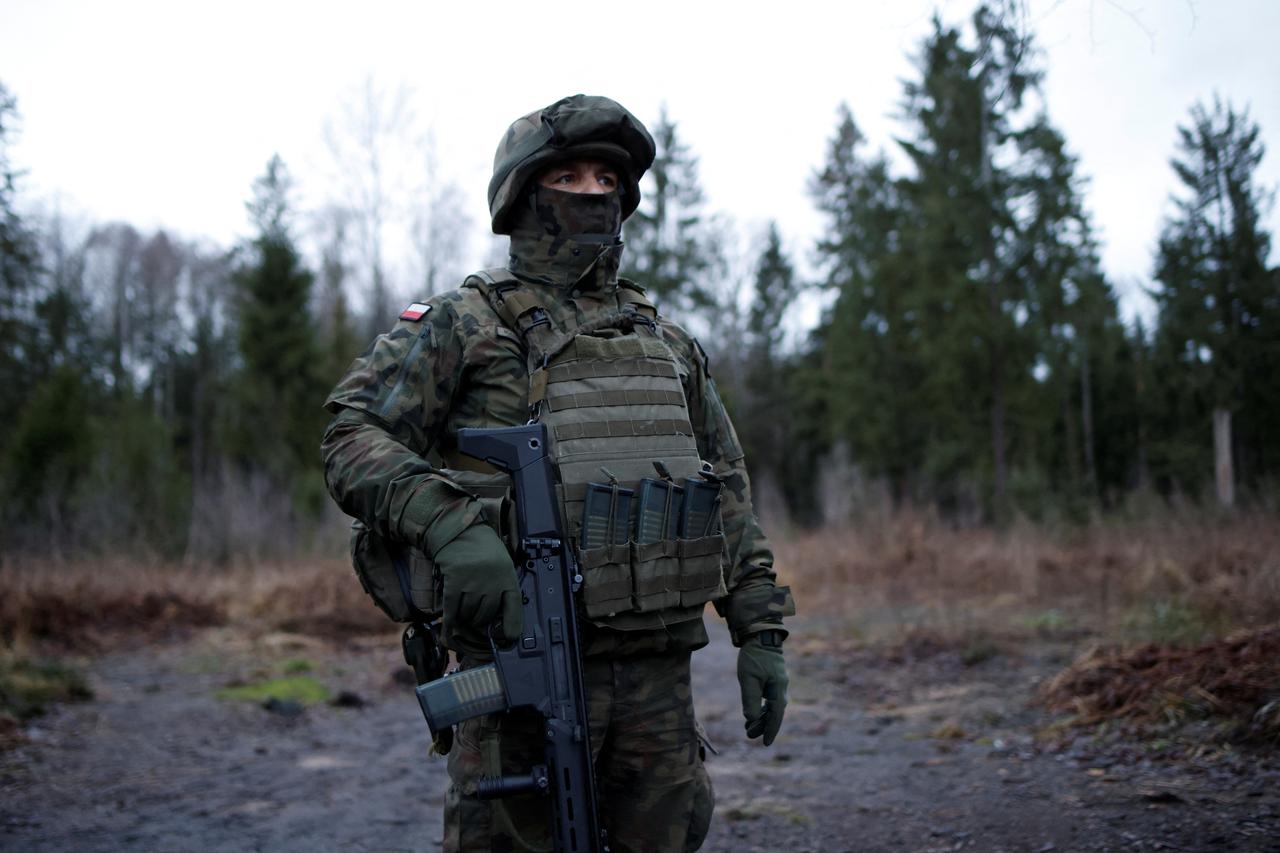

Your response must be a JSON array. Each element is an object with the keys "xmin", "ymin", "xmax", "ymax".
[{"xmin": 350, "ymin": 470, "xmax": 513, "ymax": 623}]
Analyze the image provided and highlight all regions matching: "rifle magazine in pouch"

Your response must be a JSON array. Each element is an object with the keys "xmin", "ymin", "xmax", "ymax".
[
  {"xmin": 675, "ymin": 477, "xmax": 726, "ymax": 607},
  {"xmin": 676, "ymin": 535, "xmax": 725, "ymax": 607},
  {"xmin": 578, "ymin": 482, "xmax": 636, "ymax": 619},
  {"xmin": 579, "ymin": 543, "xmax": 633, "ymax": 618},
  {"xmin": 631, "ymin": 539, "xmax": 682, "ymax": 612},
  {"xmin": 631, "ymin": 479, "xmax": 684, "ymax": 612},
  {"xmin": 636, "ymin": 478, "xmax": 682, "ymax": 544},
  {"xmin": 580, "ymin": 482, "xmax": 633, "ymax": 550}
]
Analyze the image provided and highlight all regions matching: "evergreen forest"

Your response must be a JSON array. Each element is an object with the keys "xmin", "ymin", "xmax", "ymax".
[{"xmin": 1, "ymin": 8, "xmax": 1277, "ymax": 563}]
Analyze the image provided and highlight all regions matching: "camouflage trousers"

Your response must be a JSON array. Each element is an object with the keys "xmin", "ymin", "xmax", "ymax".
[{"xmin": 443, "ymin": 651, "xmax": 713, "ymax": 853}]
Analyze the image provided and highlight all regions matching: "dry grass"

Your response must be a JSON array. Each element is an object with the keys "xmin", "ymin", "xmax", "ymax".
[
  {"xmin": 3, "ymin": 508, "xmax": 1278, "ymax": 653},
  {"xmin": 776, "ymin": 510, "xmax": 1280, "ymax": 741},
  {"xmin": 0, "ymin": 555, "xmax": 390, "ymax": 651},
  {"xmin": 3, "ymin": 512, "xmax": 1278, "ymax": 743},
  {"xmin": 776, "ymin": 508, "xmax": 1280, "ymax": 646}
]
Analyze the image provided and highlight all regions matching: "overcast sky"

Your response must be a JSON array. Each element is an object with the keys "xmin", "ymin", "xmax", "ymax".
[{"xmin": 3, "ymin": 0, "xmax": 1278, "ymax": 324}]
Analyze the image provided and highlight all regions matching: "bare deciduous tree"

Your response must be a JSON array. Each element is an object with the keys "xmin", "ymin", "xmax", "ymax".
[
  {"xmin": 322, "ymin": 77, "xmax": 418, "ymax": 336},
  {"xmin": 410, "ymin": 170, "xmax": 470, "ymax": 296}
]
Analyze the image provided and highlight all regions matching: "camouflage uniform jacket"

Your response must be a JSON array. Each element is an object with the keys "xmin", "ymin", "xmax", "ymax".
[{"xmin": 322, "ymin": 274, "xmax": 789, "ymax": 657}]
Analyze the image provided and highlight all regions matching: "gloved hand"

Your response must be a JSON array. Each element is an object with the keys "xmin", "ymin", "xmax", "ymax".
[
  {"xmin": 432, "ymin": 521, "xmax": 523, "ymax": 644},
  {"xmin": 737, "ymin": 631, "xmax": 788, "ymax": 746}
]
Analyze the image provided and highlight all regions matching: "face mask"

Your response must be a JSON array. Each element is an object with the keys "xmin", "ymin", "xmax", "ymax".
[
  {"xmin": 507, "ymin": 186, "xmax": 625, "ymax": 290},
  {"xmin": 524, "ymin": 185, "xmax": 623, "ymax": 242}
]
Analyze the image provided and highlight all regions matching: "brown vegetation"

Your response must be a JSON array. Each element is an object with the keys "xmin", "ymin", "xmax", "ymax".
[
  {"xmin": 0, "ymin": 556, "xmax": 389, "ymax": 651},
  {"xmin": 3, "ymin": 511, "xmax": 1278, "ymax": 742},
  {"xmin": 776, "ymin": 509, "xmax": 1280, "ymax": 742},
  {"xmin": 1036, "ymin": 625, "xmax": 1280, "ymax": 741},
  {"xmin": 776, "ymin": 508, "xmax": 1280, "ymax": 645},
  {"xmin": 3, "ymin": 509, "xmax": 1278, "ymax": 652}
]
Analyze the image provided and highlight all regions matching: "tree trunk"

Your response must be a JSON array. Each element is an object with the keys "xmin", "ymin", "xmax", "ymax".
[
  {"xmin": 1061, "ymin": 360, "xmax": 1080, "ymax": 492},
  {"xmin": 1079, "ymin": 339, "xmax": 1098, "ymax": 498},
  {"xmin": 989, "ymin": 340, "xmax": 1008, "ymax": 515},
  {"xmin": 978, "ymin": 79, "xmax": 1007, "ymax": 520},
  {"xmin": 1133, "ymin": 332, "xmax": 1151, "ymax": 492},
  {"xmin": 1214, "ymin": 407, "xmax": 1234, "ymax": 508}
]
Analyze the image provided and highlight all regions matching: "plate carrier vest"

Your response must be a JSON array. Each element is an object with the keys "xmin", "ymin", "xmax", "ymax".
[{"xmin": 350, "ymin": 270, "xmax": 727, "ymax": 632}]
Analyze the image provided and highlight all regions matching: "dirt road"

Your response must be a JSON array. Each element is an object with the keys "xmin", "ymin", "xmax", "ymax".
[{"xmin": 2, "ymin": 618, "xmax": 1277, "ymax": 852}]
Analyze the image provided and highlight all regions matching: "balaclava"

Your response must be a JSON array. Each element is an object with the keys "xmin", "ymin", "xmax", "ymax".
[{"xmin": 506, "ymin": 180, "xmax": 624, "ymax": 292}]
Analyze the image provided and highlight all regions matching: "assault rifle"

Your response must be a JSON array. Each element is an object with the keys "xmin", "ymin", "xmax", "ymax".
[{"xmin": 412, "ymin": 423, "xmax": 607, "ymax": 853}]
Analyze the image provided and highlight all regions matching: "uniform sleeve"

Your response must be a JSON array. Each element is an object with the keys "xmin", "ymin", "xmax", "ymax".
[
  {"xmin": 661, "ymin": 322, "xmax": 796, "ymax": 645},
  {"xmin": 321, "ymin": 300, "xmax": 481, "ymax": 552}
]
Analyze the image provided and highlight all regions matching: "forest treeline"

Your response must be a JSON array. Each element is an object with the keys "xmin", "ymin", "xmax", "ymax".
[{"xmin": 1, "ymin": 6, "xmax": 1277, "ymax": 561}]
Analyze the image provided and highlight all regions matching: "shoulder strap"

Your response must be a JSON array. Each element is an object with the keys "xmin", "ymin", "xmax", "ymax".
[
  {"xmin": 616, "ymin": 278, "xmax": 658, "ymax": 319},
  {"xmin": 462, "ymin": 269, "xmax": 665, "ymax": 420},
  {"xmin": 463, "ymin": 268, "xmax": 521, "ymax": 291},
  {"xmin": 463, "ymin": 268, "xmax": 522, "ymax": 326},
  {"xmin": 464, "ymin": 269, "xmax": 562, "ymax": 415},
  {"xmin": 464, "ymin": 268, "xmax": 555, "ymax": 348}
]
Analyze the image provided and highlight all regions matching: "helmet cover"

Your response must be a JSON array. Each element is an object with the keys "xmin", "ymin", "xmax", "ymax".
[{"xmin": 488, "ymin": 94, "xmax": 655, "ymax": 234}]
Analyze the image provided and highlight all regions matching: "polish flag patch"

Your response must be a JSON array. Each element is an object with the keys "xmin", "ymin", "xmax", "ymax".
[{"xmin": 400, "ymin": 302, "xmax": 431, "ymax": 322}]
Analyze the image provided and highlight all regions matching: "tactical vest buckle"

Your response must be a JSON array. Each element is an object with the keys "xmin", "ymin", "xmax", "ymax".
[
  {"xmin": 620, "ymin": 304, "xmax": 656, "ymax": 332},
  {"xmin": 522, "ymin": 308, "xmax": 551, "ymax": 336}
]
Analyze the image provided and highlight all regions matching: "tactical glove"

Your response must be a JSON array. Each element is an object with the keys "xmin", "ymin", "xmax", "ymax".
[
  {"xmin": 737, "ymin": 630, "xmax": 788, "ymax": 746},
  {"xmin": 431, "ymin": 521, "xmax": 523, "ymax": 644}
]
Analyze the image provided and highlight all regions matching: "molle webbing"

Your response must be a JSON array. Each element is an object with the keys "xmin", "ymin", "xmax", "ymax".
[
  {"xmin": 563, "ymin": 332, "xmax": 667, "ymax": 361},
  {"xmin": 547, "ymin": 388, "xmax": 686, "ymax": 413},
  {"xmin": 463, "ymin": 268, "xmax": 726, "ymax": 628},
  {"xmin": 548, "ymin": 358, "xmax": 677, "ymax": 384},
  {"xmin": 541, "ymin": 317, "xmax": 723, "ymax": 622},
  {"xmin": 553, "ymin": 418, "xmax": 693, "ymax": 442},
  {"xmin": 465, "ymin": 271, "xmax": 668, "ymax": 412},
  {"xmin": 527, "ymin": 312, "xmax": 661, "ymax": 375}
]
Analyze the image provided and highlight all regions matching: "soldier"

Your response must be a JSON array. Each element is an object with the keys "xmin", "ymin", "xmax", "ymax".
[{"xmin": 322, "ymin": 94, "xmax": 795, "ymax": 852}]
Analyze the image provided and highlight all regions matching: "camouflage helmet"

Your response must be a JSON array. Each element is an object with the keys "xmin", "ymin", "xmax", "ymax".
[{"xmin": 488, "ymin": 94, "xmax": 655, "ymax": 234}]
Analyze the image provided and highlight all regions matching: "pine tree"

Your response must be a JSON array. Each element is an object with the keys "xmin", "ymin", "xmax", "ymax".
[
  {"xmin": 895, "ymin": 10, "xmax": 1031, "ymax": 516},
  {"xmin": 7, "ymin": 210, "xmax": 107, "ymax": 546},
  {"xmin": 1151, "ymin": 98, "xmax": 1278, "ymax": 498},
  {"xmin": 803, "ymin": 5, "xmax": 1129, "ymax": 520},
  {"xmin": 231, "ymin": 155, "xmax": 325, "ymax": 511},
  {"xmin": 737, "ymin": 223, "xmax": 797, "ymax": 515},
  {"xmin": 0, "ymin": 82, "xmax": 41, "ymax": 440},
  {"xmin": 894, "ymin": 6, "xmax": 1086, "ymax": 519},
  {"xmin": 746, "ymin": 224, "xmax": 795, "ymax": 356},
  {"xmin": 808, "ymin": 105, "xmax": 923, "ymax": 504},
  {"xmin": 1013, "ymin": 118, "xmax": 1134, "ymax": 513},
  {"xmin": 623, "ymin": 106, "xmax": 718, "ymax": 316}
]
